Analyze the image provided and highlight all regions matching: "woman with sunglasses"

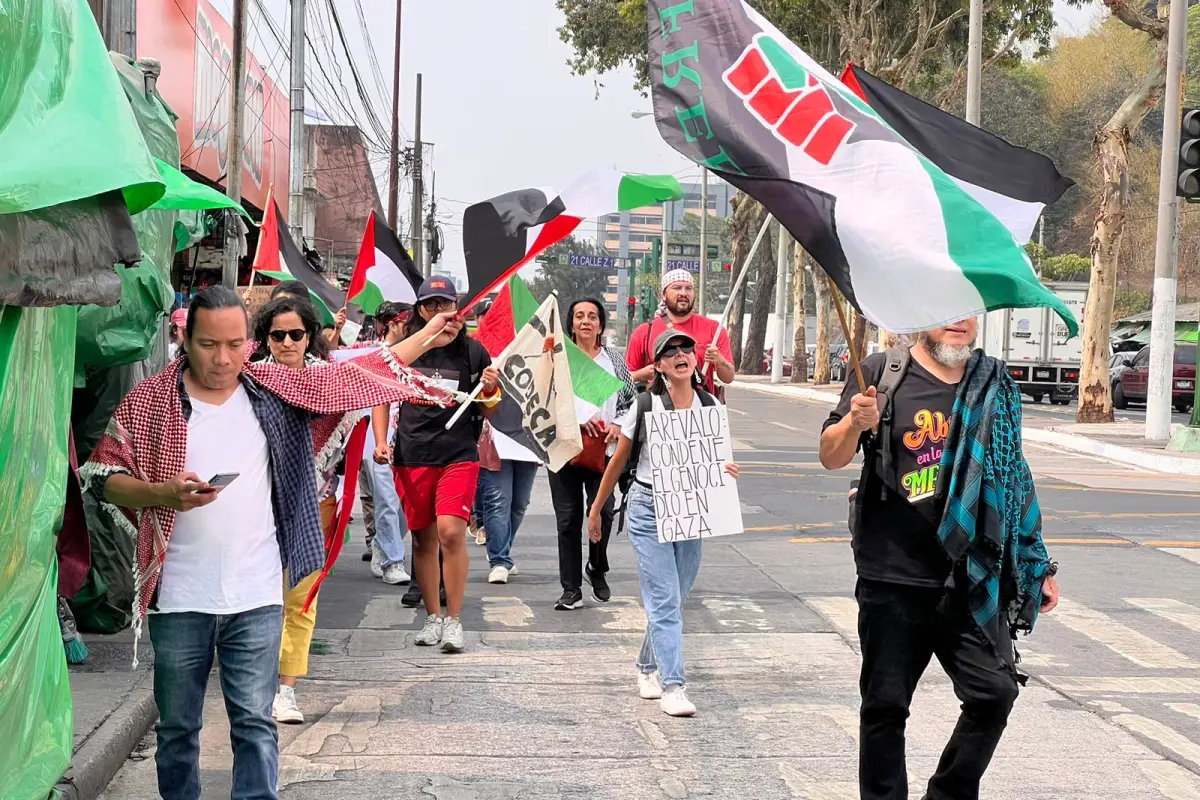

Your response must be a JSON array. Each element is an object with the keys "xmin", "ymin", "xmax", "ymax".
[
  {"xmin": 392, "ymin": 277, "xmax": 500, "ymax": 653},
  {"xmin": 549, "ymin": 298, "xmax": 635, "ymax": 609},
  {"xmin": 251, "ymin": 295, "xmax": 338, "ymax": 724},
  {"xmin": 587, "ymin": 330, "xmax": 740, "ymax": 717}
]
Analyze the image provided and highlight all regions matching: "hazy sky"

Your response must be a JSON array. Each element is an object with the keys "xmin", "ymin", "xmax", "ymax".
[{"xmin": 286, "ymin": 0, "xmax": 1104, "ymax": 279}]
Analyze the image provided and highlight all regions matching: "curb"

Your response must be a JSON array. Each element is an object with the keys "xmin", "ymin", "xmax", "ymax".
[
  {"xmin": 1022, "ymin": 427, "xmax": 1200, "ymax": 477},
  {"xmin": 57, "ymin": 685, "xmax": 157, "ymax": 800},
  {"xmin": 736, "ymin": 380, "xmax": 1200, "ymax": 476}
]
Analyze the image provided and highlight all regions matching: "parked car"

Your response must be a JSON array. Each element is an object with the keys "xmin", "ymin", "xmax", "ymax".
[
  {"xmin": 1112, "ymin": 343, "xmax": 1197, "ymax": 413},
  {"xmin": 1109, "ymin": 351, "xmax": 1136, "ymax": 387},
  {"xmin": 761, "ymin": 349, "xmax": 793, "ymax": 377}
]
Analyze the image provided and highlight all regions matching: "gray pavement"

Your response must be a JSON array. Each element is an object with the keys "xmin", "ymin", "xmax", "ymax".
[{"xmin": 97, "ymin": 388, "xmax": 1200, "ymax": 799}]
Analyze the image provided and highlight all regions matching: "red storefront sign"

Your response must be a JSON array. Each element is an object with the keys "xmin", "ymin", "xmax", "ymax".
[{"xmin": 138, "ymin": 0, "xmax": 290, "ymax": 215}]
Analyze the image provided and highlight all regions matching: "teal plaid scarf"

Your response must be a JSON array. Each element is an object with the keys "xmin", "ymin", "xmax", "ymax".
[{"xmin": 935, "ymin": 352, "xmax": 1053, "ymax": 648}]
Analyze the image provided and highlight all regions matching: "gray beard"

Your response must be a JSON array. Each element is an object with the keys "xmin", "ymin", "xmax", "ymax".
[{"xmin": 918, "ymin": 333, "xmax": 974, "ymax": 367}]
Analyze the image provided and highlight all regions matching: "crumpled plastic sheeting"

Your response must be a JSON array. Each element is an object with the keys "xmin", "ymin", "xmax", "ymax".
[
  {"xmin": 0, "ymin": 305, "xmax": 75, "ymax": 800},
  {"xmin": 0, "ymin": 190, "xmax": 137, "ymax": 307}
]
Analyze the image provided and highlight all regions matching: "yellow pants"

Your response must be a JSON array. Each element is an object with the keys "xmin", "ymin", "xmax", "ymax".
[{"xmin": 279, "ymin": 496, "xmax": 336, "ymax": 678}]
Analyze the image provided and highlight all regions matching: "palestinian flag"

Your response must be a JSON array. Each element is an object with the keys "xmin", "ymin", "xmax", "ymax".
[
  {"xmin": 347, "ymin": 211, "xmax": 423, "ymax": 314},
  {"xmin": 461, "ymin": 171, "xmax": 682, "ymax": 312},
  {"xmin": 839, "ymin": 65, "xmax": 1073, "ymax": 245},
  {"xmin": 251, "ymin": 189, "xmax": 345, "ymax": 323},
  {"xmin": 477, "ymin": 275, "xmax": 625, "ymax": 454},
  {"xmin": 646, "ymin": 0, "xmax": 1077, "ymax": 336}
]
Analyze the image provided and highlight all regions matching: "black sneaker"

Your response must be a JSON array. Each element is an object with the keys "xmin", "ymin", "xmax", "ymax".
[
  {"xmin": 587, "ymin": 569, "xmax": 611, "ymax": 603},
  {"xmin": 401, "ymin": 582, "xmax": 422, "ymax": 608},
  {"xmin": 554, "ymin": 588, "xmax": 585, "ymax": 611}
]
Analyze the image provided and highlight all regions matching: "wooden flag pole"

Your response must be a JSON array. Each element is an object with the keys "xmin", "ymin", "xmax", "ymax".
[{"xmin": 832, "ymin": 287, "xmax": 868, "ymax": 395}]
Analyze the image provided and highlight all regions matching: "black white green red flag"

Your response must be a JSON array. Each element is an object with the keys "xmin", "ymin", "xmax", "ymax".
[
  {"xmin": 347, "ymin": 211, "xmax": 423, "ymax": 314},
  {"xmin": 461, "ymin": 171, "xmax": 683, "ymax": 312},
  {"xmin": 251, "ymin": 189, "xmax": 346, "ymax": 323},
  {"xmin": 646, "ymin": 0, "xmax": 1077, "ymax": 336}
]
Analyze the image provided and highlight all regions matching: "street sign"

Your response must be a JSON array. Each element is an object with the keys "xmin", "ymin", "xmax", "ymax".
[
  {"xmin": 567, "ymin": 254, "xmax": 615, "ymax": 269},
  {"xmin": 665, "ymin": 259, "xmax": 725, "ymax": 273},
  {"xmin": 666, "ymin": 243, "xmax": 721, "ymax": 258}
]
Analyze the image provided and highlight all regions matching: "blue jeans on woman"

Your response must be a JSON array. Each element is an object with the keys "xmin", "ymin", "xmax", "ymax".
[
  {"xmin": 626, "ymin": 483, "xmax": 703, "ymax": 687},
  {"xmin": 148, "ymin": 605, "xmax": 283, "ymax": 800},
  {"xmin": 479, "ymin": 459, "xmax": 539, "ymax": 569}
]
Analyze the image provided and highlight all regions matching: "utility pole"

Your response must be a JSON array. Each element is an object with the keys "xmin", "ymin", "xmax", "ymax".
[
  {"xmin": 698, "ymin": 167, "xmax": 708, "ymax": 316},
  {"xmin": 386, "ymin": 0, "xmax": 403, "ymax": 230},
  {"xmin": 410, "ymin": 72, "xmax": 425, "ymax": 277},
  {"xmin": 222, "ymin": 0, "xmax": 249, "ymax": 289},
  {"xmin": 287, "ymin": 0, "xmax": 306, "ymax": 243},
  {"xmin": 1148, "ymin": 0, "xmax": 1188, "ymax": 441},
  {"xmin": 771, "ymin": 219, "xmax": 788, "ymax": 383},
  {"xmin": 661, "ymin": 200, "xmax": 670, "ymax": 282},
  {"xmin": 965, "ymin": 0, "xmax": 985, "ymax": 346}
]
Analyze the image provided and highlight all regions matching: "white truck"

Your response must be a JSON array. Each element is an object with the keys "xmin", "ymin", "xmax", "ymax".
[{"xmin": 980, "ymin": 281, "xmax": 1087, "ymax": 405}]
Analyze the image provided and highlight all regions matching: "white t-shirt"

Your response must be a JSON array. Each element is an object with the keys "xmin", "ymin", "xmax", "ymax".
[
  {"xmin": 155, "ymin": 384, "xmax": 283, "ymax": 614},
  {"xmin": 618, "ymin": 389, "xmax": 699, "ymax": 485}
]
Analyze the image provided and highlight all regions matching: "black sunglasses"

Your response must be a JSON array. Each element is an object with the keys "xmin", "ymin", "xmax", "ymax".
[
  {"xmin": 658, "ymin": 344, "xmax": 695, "ymax": 359},
  {"xmin": 269, "ymin": 328, "xmax": 307, "ymax": 343}
]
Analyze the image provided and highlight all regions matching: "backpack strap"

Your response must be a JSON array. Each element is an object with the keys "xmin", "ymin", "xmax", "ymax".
[
  {"xmin": 872, "ymin": 346, "xmax": 911, "ymax": 499},
  {"xmin": 628, "ymin": 391, "xmax": 656, "ymax": 470}
]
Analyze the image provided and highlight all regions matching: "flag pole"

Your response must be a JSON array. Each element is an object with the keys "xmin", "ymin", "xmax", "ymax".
[{"xmin": 832, "ymin": 287, "xmax": 867, "ymax": 394}]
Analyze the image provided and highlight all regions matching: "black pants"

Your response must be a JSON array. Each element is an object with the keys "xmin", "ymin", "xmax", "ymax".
[
  {"xmin": 548, "ymin": 463, "xmax": 615, "ymax": 591},
  {"xmin": 857, "ymin": 579, "xmax": 1019, "ymax": 800}
]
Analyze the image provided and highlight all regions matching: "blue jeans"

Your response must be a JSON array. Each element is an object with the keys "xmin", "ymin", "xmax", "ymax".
[
  {"xmin": 366, "ymin": 424, "xmax": 406, "ymax": 567},
  {"xmin": 148, "ymin": 605, "xmax": 283, "ymax": 800},
  {"xmin": 626, "ymin": 484, "xmax": 703, "ymax": 687},
  {"xmin": 480, "ymin": 460, "xmax": 539, "ymax": 569}
]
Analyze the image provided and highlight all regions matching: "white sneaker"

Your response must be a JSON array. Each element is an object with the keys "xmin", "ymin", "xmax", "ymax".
[
  {"xmin": 414, "ymin": 614, "xmax": 444, "ymax": 646},
  {"xmin": 660, "ymin": 685, "xmax": 696, "ymax": 717},
  {"xmin": 488, "ymin": 566, "xmax": 509, "ymax": 584},
  {"xmin": 272, "ymin": 685, "xmax": 304, "ymax": 724},
  {"xmin": 473, "ymin": 526, "xmax": 487, "ymax": 546},
  {"xmin": 369, "ymin": 542, "xmax": 384, "ymax": 579},
  {"xmin": 441, "ymin": 617, "xmax": 465, "ymax": 653},
  {"xmin": 508, "ymin": 564, "xmax": 519, "ymax": 576},
  {"xmin": 382, "ymin": 563, "xmax": 411, "ymax": 585},
  {"xmin": 638, "ymin": 671, "xmax": 663, "ymax": 700}
]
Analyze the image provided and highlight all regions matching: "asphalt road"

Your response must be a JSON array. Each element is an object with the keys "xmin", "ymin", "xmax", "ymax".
[
  {"xmin": 1020, "ymin": 396, "xmax": 1192, "ymax": 427},
  {"xmin": 101, "ymin": 387, "xmax": 1200, "ymax": 800}
]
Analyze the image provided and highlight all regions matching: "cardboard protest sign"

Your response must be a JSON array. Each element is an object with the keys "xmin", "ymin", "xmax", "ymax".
[{"xmin": 645, "ymin": 405, "xmax": 743, "ymax": 543}]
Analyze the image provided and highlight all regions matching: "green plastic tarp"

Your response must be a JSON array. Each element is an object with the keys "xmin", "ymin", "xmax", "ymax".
[
  {"xmin": 0, "ymin": 0, "xmax": 163, "ymax": 215},
  {"xmin": 151, "ymin": 159, "xmax": 250, "ymax": 218},
  {"xmin": 0, "ymin": 305, "xmax": 76, "ymax": 800}
]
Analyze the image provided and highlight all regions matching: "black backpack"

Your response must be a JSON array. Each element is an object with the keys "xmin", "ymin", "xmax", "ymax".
[
  {"xmin": 848, "ymin": 346, "xmax": 911, "ymax": 532},
  {"xmin": 615, "ymin": 387, "xmax": 718, "ymax": 532}
]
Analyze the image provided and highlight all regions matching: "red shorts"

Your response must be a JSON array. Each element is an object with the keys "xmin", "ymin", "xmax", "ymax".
[{"xmin": 392, "ymin": 462, "xmax": 481, "ymax": 531}]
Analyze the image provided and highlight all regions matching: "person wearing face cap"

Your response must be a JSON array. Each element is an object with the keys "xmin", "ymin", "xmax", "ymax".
[
  {"xmin": 169, "ymin": 308, "xmax": 188, "ymax": 360},
  {"xmin": 587, "ymin": 329, "xmax": 741, "ymax": 718},
  {"xmin": 625, "ymin": 269, "xmax": 734, "ymax": 395}
]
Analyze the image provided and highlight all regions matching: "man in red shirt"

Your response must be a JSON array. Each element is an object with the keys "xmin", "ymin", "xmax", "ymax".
[{"xmin": 626, "ymin": 269, "xmax": 735, "ymax": 393}]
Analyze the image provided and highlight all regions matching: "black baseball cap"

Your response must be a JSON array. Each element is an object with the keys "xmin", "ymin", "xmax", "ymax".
[
  {"xmin": 653, "ymin": 329, "xmax": 697, "ymax": 360},
  {"xmin": 417, "ymin": 276, "xmax": 457, "ymax": 303}
]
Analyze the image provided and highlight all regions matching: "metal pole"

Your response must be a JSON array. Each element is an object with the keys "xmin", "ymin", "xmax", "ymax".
[
  {"xmin": 386, "ymin": 0, "xmax": 402, "ymax": 230},
  {"xmin": 1147, "ymin": 0, "xmax": 1188, "ymax": 441},
  {"xmin": 965, "ymin": 0, "xmax": 985, "ymax": 348},
  {"xmin": 222, "ymin": 0, "xmax": 249, "ymax": 289},
  {"xmin": 661, "ymin": 200, "xmax": 670, "ymax": 282},
  {"xmin": 698, "ymin": 167, "xmax": 708, "ymax": 316},
  {"xmin": 287, "ymin": 0, "xmax": 306, "ymax": 243},
  {"xmin": 410, "ymin": 73, "xmax": 425, "ymax": 277},
  {"xmin": 771, "ymin": 220, "xmax": 788, "ymax": 383}
]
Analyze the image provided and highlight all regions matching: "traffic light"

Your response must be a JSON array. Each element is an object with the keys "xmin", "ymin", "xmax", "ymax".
[
  {"xmin": 627, "ymin": 296, "xmax": 637, "ymax": 306},
  {"xmin": 1178, "ymin": 108, "xmax": 1200, "ymax": 201},
  {"xmin": 722, "ymin": 262, "xmax": 731, "ymax": 272}
]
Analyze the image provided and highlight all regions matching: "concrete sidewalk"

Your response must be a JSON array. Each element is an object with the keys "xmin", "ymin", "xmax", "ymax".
[
  {"xmin": 732, "ymin": 375, "xmax": 1200, "ymax": 475},
  {"xmin": 58, "ymin": 628, "xmax": 157, "ymax": 800}
]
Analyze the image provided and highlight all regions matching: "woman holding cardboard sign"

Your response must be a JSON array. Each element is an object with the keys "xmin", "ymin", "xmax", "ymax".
[{"xmin": 588, "ymin": 329, "xmax": 740, "ymax": 718}]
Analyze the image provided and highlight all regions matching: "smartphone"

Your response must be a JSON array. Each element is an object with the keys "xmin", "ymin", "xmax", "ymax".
[{"xmin": 197, "ymin": 472, "xmax": 239, "ymax": 493}]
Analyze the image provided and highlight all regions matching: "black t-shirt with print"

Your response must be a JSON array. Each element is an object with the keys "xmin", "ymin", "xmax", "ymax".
[
  {"xmin": 393, "ymin": 337, "xmax": 491, "ymax": 468},
  {"xmin": 822, "ymin": 352, "xmax": 959, "ymax": 587}
]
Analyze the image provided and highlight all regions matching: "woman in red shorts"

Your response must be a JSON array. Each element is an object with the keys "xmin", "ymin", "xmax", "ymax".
[{"xmin": 392, "ymin": 276, "xmax": 500, "ymax": 653}]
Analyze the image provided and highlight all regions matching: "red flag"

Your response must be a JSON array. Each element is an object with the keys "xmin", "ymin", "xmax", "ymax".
[{"xmin": 302, "ymin": 417, "xmax": 369, "ymax": 612}]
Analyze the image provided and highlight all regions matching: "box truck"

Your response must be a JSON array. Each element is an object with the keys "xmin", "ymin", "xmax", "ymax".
[{"xmin": 981, "ymin": 281, "xmax": 1087, "ymax": 404}]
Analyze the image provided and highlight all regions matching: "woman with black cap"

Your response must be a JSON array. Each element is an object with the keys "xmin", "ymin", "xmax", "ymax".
[
  {"xmin": 549, "ymin": 298, "xmax": 635, "ymax": 610},
  {"xmin": 587, "ymin": 329, "xmax": 740, "ymax": 717}
]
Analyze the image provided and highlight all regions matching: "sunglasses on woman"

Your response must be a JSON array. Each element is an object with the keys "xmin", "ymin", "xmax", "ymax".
[
  {"xmin": 658, "ymin": 344, "xmax": 695, "ymax": 358},
  {"xmin": 269, "ymin": 328, "xmax": 307, "ymax": 343}
]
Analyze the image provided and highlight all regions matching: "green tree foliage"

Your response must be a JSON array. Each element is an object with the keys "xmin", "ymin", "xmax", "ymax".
[
  {"xmin": 527, "ymin": 235, "xmax": 615, "ymax": 324},
  {"xmin": 1040, "ymin": 253, "xmax": 1091, "ymax": 281}
]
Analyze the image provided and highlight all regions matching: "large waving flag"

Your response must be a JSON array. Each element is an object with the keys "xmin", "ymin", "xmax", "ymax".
[
  {"xmin": 251, "ymin": 188, "xmax": 346, "ymax": 324},
  {"xmin": 461, "ymin": 171, "xmax": 683, "ymax": 312},
  {"xmin": 347, "ymin": 211, "xmax": 423, "ymax": 314},
  {"xmin": 840, "ymin": 65, "xmax": 1073, "ymax": 245},
  {"xmin": 646, "ymin": 0, "xmax": 1077, "ymax": 336}
]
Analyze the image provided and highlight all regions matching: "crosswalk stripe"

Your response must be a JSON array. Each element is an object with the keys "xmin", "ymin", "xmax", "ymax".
[
  {"xmin": 1050, "ymin": 598, "xmax": 1198, "ymax": 669},
  {"xmin": 807, "ymin": 597, "xmax": 859, "ymax": 648},
  {"xmin": 480, "ymin": 597, "xmax": 534, "ymax": 627},
  {"xmin": 1166, "ymin": 703, "xmax": 1200, "ymax": 722},
  {"xmin": 1114, "ymin": 712, "xmax": 1200, "ymax": 770},
  {"xmin": 1127, "ymin": 598, "xmax": 1200, "ymax": 636},
  {"xmin": 1138, "ymin": 760, "xmax": 1200, "ymax": 800}
]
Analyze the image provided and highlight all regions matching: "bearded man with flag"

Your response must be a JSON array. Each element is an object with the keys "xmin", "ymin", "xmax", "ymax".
[{"xmin": 78, "ymin": 286, "xmax": 458, "ymax": 800}]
